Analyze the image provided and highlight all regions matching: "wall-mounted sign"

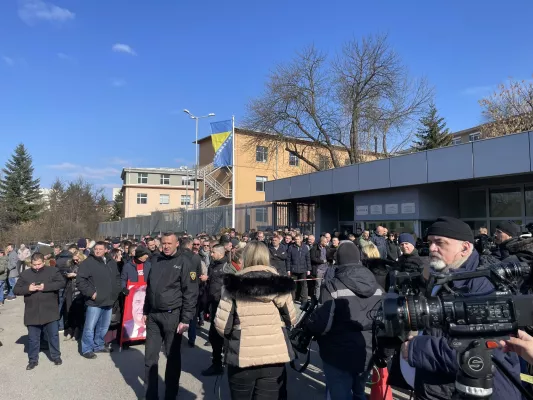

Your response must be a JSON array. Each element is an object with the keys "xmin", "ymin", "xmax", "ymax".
[
  {"xmin": 385, "ymin": 204, "xmax": 399, "ymax": 215},
  {"xmin": 370, "ymin": 205, "xmax": 383, "ymax": 215},
  {"xmin": 401, "ymin": 202, "xmax": 416, "ymax": 214},
  {"xmin": 356, "ymin": 205, "xmax": 369, "ymax": 216}
]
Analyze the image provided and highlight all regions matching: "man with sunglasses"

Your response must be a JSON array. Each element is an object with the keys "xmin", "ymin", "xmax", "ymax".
[{"xmin": 492, "ymin": 221, "xmax": 521, "ymax": 260}]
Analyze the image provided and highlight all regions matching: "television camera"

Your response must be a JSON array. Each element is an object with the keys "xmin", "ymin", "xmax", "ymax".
[{"xmin": 373, "ymin": 261, "xmax": 533, "ymax": 400}]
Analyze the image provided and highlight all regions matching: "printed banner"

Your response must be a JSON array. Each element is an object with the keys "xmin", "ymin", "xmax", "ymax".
[{"xmin": 120, "ymin": 283, "xmax": 147, "ymax": 345}]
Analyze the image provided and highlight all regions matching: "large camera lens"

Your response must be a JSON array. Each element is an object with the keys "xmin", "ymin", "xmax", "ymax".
[{"xmin": 381, "ymin": 294, "xmax": 443, "ymax": 335}]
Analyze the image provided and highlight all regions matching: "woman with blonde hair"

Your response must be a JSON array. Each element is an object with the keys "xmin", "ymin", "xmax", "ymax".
[
  {"xmin": 215, "ymin": 241, "xmax": 297, "ymax": 400},
  {"xmin": 361, "ymin": 242, "xmax": 380, "ymax": 260}
]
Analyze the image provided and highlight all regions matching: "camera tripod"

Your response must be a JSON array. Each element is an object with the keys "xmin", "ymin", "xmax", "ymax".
[{"xmin": 452, "ymin": 338, "xmax": 533, "ymax": 400}]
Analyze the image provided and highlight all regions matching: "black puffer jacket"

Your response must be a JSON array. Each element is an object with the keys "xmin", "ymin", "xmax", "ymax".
[
  {"xmin": 207, "ymin": 258, "xmax": 228, "ymax": 303},
  {"xmin": 307, "ymin": 263, "xmax": 383, "ymax": 374},
  {"xmin": 397, "ymin": 248, "xmax": 426, "ymax": 273},
  {"xmin": 77, "ymin": 254, "xmax": 121, "ymax": 307},
  {"xmin": 14, "ymin": 266, "xmax": 66, "ymax": 326}
]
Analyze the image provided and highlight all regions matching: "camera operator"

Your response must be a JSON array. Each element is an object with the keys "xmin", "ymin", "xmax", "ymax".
[
  {"xmin": 492, "ymin": 222, "xmax": 521, "ymax": 260},
  {"xmin": 400, "ymin": 217, "xmax": 521, "ymax": 400},
  {"xmin": 502, "ymin": 330, "xmax": 533, "ymax": 365},
  {"xmin": 307, "ymin": 241, "xmax": 382, "ymax": 400}
]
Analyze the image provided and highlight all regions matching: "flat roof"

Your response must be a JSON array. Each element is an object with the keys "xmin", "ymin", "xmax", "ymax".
[
  {"xmin": 265, "ymin": 130, "xmax": 533, "ymax": 202},
  {"xmin": 121, "ymin": 167, "xmax": 198, "ymax": 180}
]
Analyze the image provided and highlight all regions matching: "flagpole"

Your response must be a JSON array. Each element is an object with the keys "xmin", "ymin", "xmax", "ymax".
[{"xmin": 231, "ymin": 115, "xmax": 236, "ymax": 229}]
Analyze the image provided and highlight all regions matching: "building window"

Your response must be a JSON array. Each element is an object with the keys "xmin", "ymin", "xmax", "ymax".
[
  {"xmin": 255, "ymin": 207, "xmax": 268, "ymax": 223},
  {"xmin": 160, "ymin": 174, "xmax": 170, "ymax": 185},
  {"xmin": 256, "ymin": 176, "xmax": 267, "ymax": 192},
  {"xmin": 319, "ymin": 155, "xmax": 331, "ymax": 171},
  {"xmin": 490, "ymin": 187, "xmax": 521, "ymax": 218},
  {"xmin": 181, "ymin": 195, "xmax": 191, "ymax": 206},
  {"xmin": 469, "ymin": 133, "xmax": 481, "ymax": 142},
  {"xmin": 459, "ymin": 189, "xmax": 486, "ymax": 218},
  {"xmin": 256, "ymin": 146, "xmax": 268, "ymax": 163},
  {"xmin": 137, "ymin": 173, "xmax": 148, "ymax": 184},
  {"xmin": 160, "ymin": 194, "xmax": 170, "ymax": 205},
  {"xmin": 288, "ymin": 151, "xmax": 299, "ymax": 166},
  {"xmin": 136, "ymin": 193, "xmax": 147, "ymax": 204},
  {"xmin": 452, "ymin": 137, "xmax": 462, "ymax": 145},
  {"xmin": 181, "ymin": 176, "xmax": 193, "ymax": 186}
]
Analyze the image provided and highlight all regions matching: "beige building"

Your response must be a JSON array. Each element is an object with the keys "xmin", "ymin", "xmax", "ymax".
[
  {"xmin": 451, "ymin": 125, "xmax": 482, "ymax": 145},
  {"xmin": 197, "ymin": 128, "xmax": 376, "ymax": 207},
  {"xmin": 121, "ymin": 167, "xmax": 200, "ymax": 218}
]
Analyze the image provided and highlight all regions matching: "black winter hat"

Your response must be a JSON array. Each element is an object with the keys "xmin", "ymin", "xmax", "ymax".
[
  {"xmin": 230, "ymin": 238, "xmax": 240, "ymax": 248},
  {"xmin": 135, "ymin": 247, "xmax": 149, "ymax": 259},
  {"xmin": 496, "ymin": 221, "xmax": 521, "ymax": 238},
  {"xmin": 335, "ymin": 241, "xmax": 361, "ymax": 265},
  {"xmin": 426, "ymin": 217, "xmax": 474, "ymax": 243},
  {"xmin": 111, "ymin": 237, "xmax": 120, "ymax": 244}
]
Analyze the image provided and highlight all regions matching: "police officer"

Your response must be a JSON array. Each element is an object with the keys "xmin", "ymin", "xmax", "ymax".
[{"xmin": 143, "ymin": 232, "xmax": 199, "ymax": 400}]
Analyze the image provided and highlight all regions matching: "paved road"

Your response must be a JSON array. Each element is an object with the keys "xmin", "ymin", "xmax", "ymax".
[{"xmin": 0, "ymin": 297, "xmax": 327, "ymax": 399}]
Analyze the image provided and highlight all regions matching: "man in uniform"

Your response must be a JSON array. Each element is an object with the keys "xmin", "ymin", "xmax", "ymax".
[{"xmin": 143, "ymin": 232, "xmax": 199, "ymax": 400}]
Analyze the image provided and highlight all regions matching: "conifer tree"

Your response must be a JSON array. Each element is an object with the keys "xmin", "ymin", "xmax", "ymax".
[
  {"xmin": 0, "ymin": 144, "xmax": 42, "ymax": 225},
  {"xmin": 414, "ymin": 104, "xmax": 452, "ymax": 150}
]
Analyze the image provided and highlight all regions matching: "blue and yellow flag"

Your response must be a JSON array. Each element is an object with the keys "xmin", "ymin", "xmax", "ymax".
[{"xmin": 211, "ymin": 120, "xmax": 233, "ymax": 168}]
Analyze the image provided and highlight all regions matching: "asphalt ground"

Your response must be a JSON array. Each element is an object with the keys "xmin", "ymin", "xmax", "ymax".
[{"xmin": 0, "ymin": 297, "xmax": 327, "ymax": 399}]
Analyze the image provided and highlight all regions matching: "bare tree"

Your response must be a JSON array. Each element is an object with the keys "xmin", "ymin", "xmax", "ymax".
[
  {"xmin": 245, "ymin": 34, "xmax": 433, "ymax": 170},
  {"xmin": 479, "ymin": 77, "xmax": 533, "ymax": 137}
]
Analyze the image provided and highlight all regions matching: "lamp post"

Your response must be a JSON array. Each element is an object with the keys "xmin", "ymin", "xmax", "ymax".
[{"xmin": 183, "ymin": 109, "xmax": 215, "ymax": 209}]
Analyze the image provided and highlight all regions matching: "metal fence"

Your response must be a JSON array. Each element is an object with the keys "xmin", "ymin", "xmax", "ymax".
[{"xmin": 98, "ymin": 201, "xmax": 295, "ymax": 238}]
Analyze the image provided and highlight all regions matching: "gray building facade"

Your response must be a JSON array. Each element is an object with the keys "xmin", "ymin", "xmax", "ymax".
[{"xmin": 265, "ymin": 131, "xmax": 533, "ymax": 237}]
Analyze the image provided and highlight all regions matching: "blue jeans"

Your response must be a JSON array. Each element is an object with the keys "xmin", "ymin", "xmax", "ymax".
[
  {"xmin": 8, "ymin": 277, "xmax": 18, "ymax": 297},
  {"xmin": 323, "ymin": 362, "xmax": 368, "ymax": 400},
  {"xmin": 58, "ymin": 289, "xmax": 65, "ymax": 331},
  {"xmin": 81, "ymin": 306, "xmax": 112, "ymax": 354},
  {"xmin": 0, "ymin": 280, "xmax": 5, "ymax": 303},
  {"xmin": 28, "ymin": 320, "xmax": 61, "ymax": 362}
]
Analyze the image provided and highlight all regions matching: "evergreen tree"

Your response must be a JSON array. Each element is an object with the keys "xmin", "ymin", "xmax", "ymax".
[
  {"xmin": 109, "ymin": 191, "xmax": 123, "ymax": 221},
  {"xmin": 413, "ymin": 104, "xmax": 452, "ymax": 150},
  {"xmin": 0, "ymin": 144, "xmax": 42, "ymax": 225}
]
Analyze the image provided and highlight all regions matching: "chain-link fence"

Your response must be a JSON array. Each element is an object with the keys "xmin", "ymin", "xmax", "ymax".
[{"xmin": 98, "ymin": 201, "xmax": 294, "ymax": 238}]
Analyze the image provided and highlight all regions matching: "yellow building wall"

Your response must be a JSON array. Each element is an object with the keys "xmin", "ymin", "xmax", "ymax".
[{"xmin": 198, "ymin": 131, "xmax": 376, "ymax": 205}]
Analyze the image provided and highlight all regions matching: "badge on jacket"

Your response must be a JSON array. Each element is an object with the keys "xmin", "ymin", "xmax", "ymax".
[{"xmin": 190, "ymin": 271, "xmax": 197, "ymax": 281}]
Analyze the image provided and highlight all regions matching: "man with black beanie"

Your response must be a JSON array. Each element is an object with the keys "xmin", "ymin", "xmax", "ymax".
[
  {"xmin": 307, "ymin": 241, "xmax": 382, "ymax": 400},
  {"xmin": 400, "ymin": 216, "xmax": 521, "ymax": 400},
  {"xmin": 492, "ymin": 221, "xmax": 521, "ymax": 260}
]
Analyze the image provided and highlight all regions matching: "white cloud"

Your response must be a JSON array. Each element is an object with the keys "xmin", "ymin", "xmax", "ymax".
[
  {"xmin": 461, "ymin": 85, "xmax": 494, "ymax": 96},
  {"xmin": 109, "ymin": 157, "xmax": 130, "ymax": 165},
  {"xmin": 18, "ymin": 0, "xmax": 75, "ymax": 25},
  {"xmin": 111, "ymin": 78, "xmax": 126, "ymax": 87},
  {"xmin": 47, "ymin": 163, "xmax": 120, "ymax": 180},
  {"xmin": 49, "ymin": 162, "xmax": 78, "ymax": 170},
  {"xmin": 112, "ymin": 43, "xmax": 137, "ymax": 56},
  {"xmin": 2, "ymin": 56, "xmax": 14, "ymax": 66},
  {"xmin": 57, "ymin": 52, "xmax": 75, "ymax": 63}
]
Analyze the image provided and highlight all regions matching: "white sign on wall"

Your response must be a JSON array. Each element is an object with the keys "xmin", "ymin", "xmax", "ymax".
[
  {"xmin": 370, "ymin": 205, "xmax": 383, "ymax": 215},
  {"xmin": 385, "ymin": 204, "xmax": 399, "ymax": 214},
  {"xmin": 401, "ymin": 202, "xmax": 416, "ymax": 214},
  {"xmin": 356, "ymin": 205, "xmax": 369, "ymax": 215}
]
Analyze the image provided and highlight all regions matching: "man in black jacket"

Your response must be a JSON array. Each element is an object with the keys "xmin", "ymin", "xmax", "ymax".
[
  {"xmin": 492, "ymin": 221, "xmax": 521, "ymax": 260},
  {"xmin": 143, "ymin": 232, "xmax": 199, "ymax": 400},
  {"xmin": 77, "ymin": 241, "xmax": 121, "ymax": 359},
  {"xmin": 269, "ymin": 234, "xmax": 288, "ymax": 276},
  {"xmin": 310, "ymin": 236, "xmax": 328, "ymax": 300},
  {"xmin": 202, "ymin": 244, "xmax": 228, "ymax": 376},
  {"xmin": 287, "ymin": 234, "xmax": 311, "ymax": 304},
  {"xmin": 307, "ymin": 242, "xmax": 382, "ymax": 400},
  {"xmin": 14, "ymin": 252, "xmax": 66, "ymax": 370}
]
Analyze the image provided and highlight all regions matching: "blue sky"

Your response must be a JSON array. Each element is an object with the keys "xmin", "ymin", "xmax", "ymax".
[{"xmin": 1, "ymin": 0, "xmax": 532, "ymax": 198}]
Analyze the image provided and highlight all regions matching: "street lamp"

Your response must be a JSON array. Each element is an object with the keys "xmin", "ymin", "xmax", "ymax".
[{"xmin": 183, "ymin": 109, "xmax": 215, "ymax": 209}]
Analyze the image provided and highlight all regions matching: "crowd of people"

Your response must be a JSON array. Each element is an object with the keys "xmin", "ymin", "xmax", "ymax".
[{"xmin": 2, "ymin": 218, "xmax": 533, "ymax": 400}]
